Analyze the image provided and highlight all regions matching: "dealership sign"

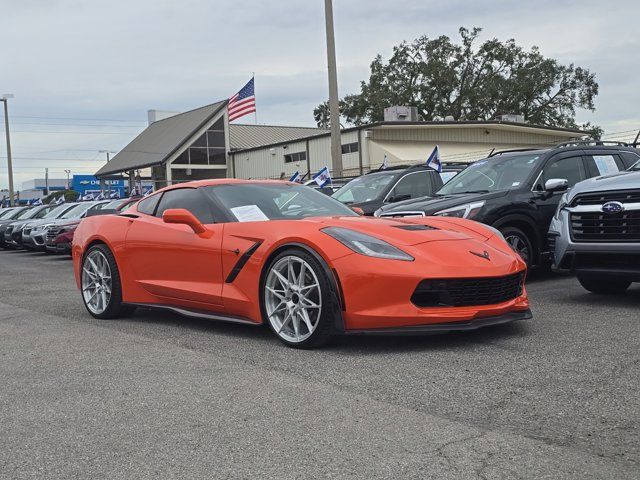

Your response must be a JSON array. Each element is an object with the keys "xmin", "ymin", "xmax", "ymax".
[{"xmin": 72, "ymin": 175, "xmax": 126, "ymax": 196}]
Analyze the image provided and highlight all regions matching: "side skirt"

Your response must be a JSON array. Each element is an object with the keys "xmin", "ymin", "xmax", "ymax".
[{"xmin": 124, "ymin": 303, "xmax": 260, "ymax": 327}]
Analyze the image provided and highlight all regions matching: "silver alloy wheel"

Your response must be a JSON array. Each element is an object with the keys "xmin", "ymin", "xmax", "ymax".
[
  {"xmin": 265, "ymin": 255, "xmax": 322, "ymax": 343},
  {"xmin": 505, "ymin": 234, "xmax": 530, "ymax": 264},
  {"xmin": 81, "ymin": 250, "xmax": 112, "ymax": 315}
]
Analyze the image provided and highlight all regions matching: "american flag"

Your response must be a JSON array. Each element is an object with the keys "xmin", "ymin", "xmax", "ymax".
[{"xmin": 228, "ymin": 77, "xmax": 256, "ymax": 122}]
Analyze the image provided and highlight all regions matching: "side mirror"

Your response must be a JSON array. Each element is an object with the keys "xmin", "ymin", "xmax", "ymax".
[
  {"xmin": 162, "ymin": 208, "xmax": 207, "ymax": 234},
  {"xmin": 544, "ymin": 178, "xmax": 569, "ymax": 193},
  {"xmin": 351, "ymin": 206, "xmax": 365, "ymax": 215}
]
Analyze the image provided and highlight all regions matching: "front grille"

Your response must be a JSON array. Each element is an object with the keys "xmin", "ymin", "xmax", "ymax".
[
  {"xmin": 46, "ymin": 226, "xmax": 63, "ymax": 242},
  {"xmin": 572, "ymin": 190, "xmax": 640, "ymax": 207},
  {"xmin": 411, "ymin": 272, "xmax": 525, "ymax": 308},
  {"xmin": 570, "ymin": 211, "xmax": 640, "ymax": 242}
]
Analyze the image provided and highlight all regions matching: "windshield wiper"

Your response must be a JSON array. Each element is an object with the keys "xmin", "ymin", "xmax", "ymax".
[{"xmin": 454, "ymin": 190, "xmax": 490, "ymax": 194}]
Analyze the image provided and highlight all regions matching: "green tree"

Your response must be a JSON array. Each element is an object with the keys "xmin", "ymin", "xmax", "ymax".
[{"xmin": 314, "ymin": 27, "xmax": 599, "ymax": 133}]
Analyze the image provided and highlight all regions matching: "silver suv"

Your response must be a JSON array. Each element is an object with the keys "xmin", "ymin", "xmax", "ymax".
[{"xmin": 549, "ymin": 161, "xmax": 640, "ymax": 293}]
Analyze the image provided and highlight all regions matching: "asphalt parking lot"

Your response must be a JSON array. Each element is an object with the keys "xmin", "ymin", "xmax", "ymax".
[{"xmin": 0, "ymin": 249, "xmax": 638, "ymax": 479}]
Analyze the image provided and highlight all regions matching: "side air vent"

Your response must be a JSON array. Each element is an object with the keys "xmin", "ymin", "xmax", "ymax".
[{"xmin": 393, "ymin": 224, "xmax": 437, "ymax": 231}]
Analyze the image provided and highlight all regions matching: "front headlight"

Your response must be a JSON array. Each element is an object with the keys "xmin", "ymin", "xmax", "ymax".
[
  {"xmin": 434, "ymin": 201, "xmax": 485, "ymax": 219},
  {"xmin": 322, "ymin": 227, "xmax": 414, "ymax": 261},
  {"xmin": 554, "ymin": 193, "xmax": 569, "ymax": 220}
]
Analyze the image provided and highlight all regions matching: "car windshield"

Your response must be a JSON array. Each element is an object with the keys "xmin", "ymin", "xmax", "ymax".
[
  {"xmin": 204, "ymin": 183, "xmax": 357, "ymax": 221},
  {"xmin": 15, "ymin": 208, "xmax": 37, "ymax": 220},
  {"xmin": 440, "ymin": 171, "xmax": 459, "ymax": 184},
  {"xmin": 59, "ymin": 202, "xmax": 97, "ymax": 219},
  {"xmin": 40, "ymin": 204, "xmax": 73, "ymax": 219},
  {"xmin": 437, "ymin": 154, "xmax": 543, "ymax": 195},
  {"xmin": 332, "ymin": 172, "xmax": 395, "ymax": 203},
  {"xmin": 630, "ymin": 159, "xmax": 640, "ymax": 171},
  {"xmin": 4, "ymin": 208, "xmax": 27, "ymax": 219}
]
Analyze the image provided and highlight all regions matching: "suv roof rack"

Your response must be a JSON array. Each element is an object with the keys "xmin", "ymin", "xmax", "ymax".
[
  {"xmin": 553, "ymin": 139, "xmax": 630, "ymax": 148},
  {"xmin": 488, "ymin": 147, "xmax": 544, "ymax": 157}
]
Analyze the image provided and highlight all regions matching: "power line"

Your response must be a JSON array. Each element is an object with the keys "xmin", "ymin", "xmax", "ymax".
[{"xmin": 10, "ymin": 115, "xmax": 147, "ymax": 123}]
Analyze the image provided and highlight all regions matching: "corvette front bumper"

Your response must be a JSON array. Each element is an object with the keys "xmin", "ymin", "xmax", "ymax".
[{"xmin": 345, "ymin": 309, "xmax": 531, "ymax": 335}]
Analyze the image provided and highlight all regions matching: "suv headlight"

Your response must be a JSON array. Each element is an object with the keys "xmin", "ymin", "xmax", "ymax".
[
  {"xmin": 434, "ymin": 201, "xmax": 485, "ymax": 219},
  {"xmin": 554, "ymin": 193, "xmax": 569, "ymax": 220},
  {"xmin": 322, "ymin": 227, "xmax": 414, "ymax": 261}
]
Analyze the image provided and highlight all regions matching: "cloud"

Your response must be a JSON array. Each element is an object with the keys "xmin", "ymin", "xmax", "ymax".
[{"xmin": 1, "ymin": 0, "xmax": 639, "ymax": 188}]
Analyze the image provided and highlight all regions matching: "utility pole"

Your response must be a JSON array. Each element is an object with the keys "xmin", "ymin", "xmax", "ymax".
[
  {"xmin": 99, "ymin": 150, "xmax": 114, "ymax": 197},
  {"xmin": 1, "ymin": 94, "xmax": 15, "ymax": 206},
  {"xmin": 324, "ymin": 0, "xmax": 342, "ymax": 177},
  {"xmin": 64, "ymin": 169, "xmax": 71, "ymax": 190},
  {"xmin": 45, "ymin": 168, "xmax": 49, "ymax": 195}
]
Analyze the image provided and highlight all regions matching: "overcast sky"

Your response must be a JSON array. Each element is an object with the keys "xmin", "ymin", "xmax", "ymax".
[{"xmin": 1, "ymin": 0, "xmax": 639, "ymax": 189}]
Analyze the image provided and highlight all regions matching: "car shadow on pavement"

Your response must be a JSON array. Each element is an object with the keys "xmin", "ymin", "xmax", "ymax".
[{"xmin": 120, "ymin": 305, "xmax": 531, "ymax": 353}]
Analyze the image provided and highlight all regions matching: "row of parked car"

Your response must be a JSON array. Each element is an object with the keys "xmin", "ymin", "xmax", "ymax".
[
  {"xmin": 329, "ymin": 140, "xmax": 640, "ymax": 293},
  {"xmin": 0, "ymin": 197, "xmax": 139, "ymax": 255}
]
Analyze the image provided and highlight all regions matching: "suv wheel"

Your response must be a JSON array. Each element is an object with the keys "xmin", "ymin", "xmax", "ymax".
[
  {"xmin": 577, "ymin": 275, "xmax": 631, "ymax": 294},
  {"xmin": 500, "ymin": 226, "xmax": 533, "ymax": 267}
]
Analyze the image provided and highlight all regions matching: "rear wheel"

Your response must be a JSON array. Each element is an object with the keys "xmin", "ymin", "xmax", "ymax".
[
  {"xmin": 500, "ymin": 226, "xmax": 533, "ymax": 267},
  {"xmin": 81, "ymin": 244, "xmax": 135, "ymax": 319},
  {"xmin": 577, "ymin": 275, "xmax": 631, "ymax": 294},
  {"xmin": 262, "ymin": 249, "xmax": 334, "ymax": 348}
]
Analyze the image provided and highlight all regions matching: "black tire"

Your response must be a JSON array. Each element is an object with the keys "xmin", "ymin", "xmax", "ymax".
[
  {"xmin": 500, "ymin": 226, "xmax": 534, "ymax": 267},
  {"xmin": 81, "ymin": 243, "xmax": 132, "ymax": 319},
  {"xmin": 577, "ymin": 275, "xmax": 631, "ymax": 294},
  {"xmin": 260, "ymin": 248, "xmax": 336, "ymax": 349}
]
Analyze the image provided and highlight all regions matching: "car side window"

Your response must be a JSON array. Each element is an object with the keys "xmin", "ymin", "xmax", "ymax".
[
  {"xmin": 389, "ymin": 172, "xmax": 431, "ymax": 201},
  {"xmin": 541, "ymin": 156, "xmax": 587, "ymax": 189},
  {"xmin": 154, "ymin": 188, "xmax": 215, "ymax": 224},
  {"xmin": 137, "ymin": 194, "xmax": 161, "ymax": 216}
]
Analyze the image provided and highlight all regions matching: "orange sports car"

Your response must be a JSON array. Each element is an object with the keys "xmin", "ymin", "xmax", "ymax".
[{"xmin": 72, "ymin": 179, "xmax": 530, "ymax": 348}]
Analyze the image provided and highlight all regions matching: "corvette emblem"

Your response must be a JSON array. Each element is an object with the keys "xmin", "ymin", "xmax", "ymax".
[
  {"xmin": 602, "ymin": 201, "xmax": 624, "ymax": 215},
  {"xmin": 470, "ymin": 250, "xmax": 491, "ymax": 261}
]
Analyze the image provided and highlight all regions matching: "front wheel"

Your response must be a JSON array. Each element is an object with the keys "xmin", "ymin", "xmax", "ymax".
[
  {"xmin": 81, "ymin": 244, "xmax": 134, "ymax": 319},
  {"xmin": 577, "ymin": 275, "xmax": 631, "ymax": 294},
  {"xmin": 262, "ymin": 249, "xmax": 335, "ymax": 348},
  {"xmin": 500, "ymin": 226, "xmax": 534, "ymax": 267}
]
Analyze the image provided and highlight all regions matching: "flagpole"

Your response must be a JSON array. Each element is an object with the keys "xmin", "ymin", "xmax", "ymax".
[{"xmin": 252, "ymin": 73, "xmax": 257, "ymax": 125}]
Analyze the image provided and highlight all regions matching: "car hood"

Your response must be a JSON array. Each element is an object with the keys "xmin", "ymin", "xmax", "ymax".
[
  {"xmin": 22, "ymin": 218, "xmax": 57, "ymax": 229},
  {"xmin": 377, "ymin": 190, "xmax": 509, "ymax": 216},
  {"xmin": 567, "ymin": 171, "xmax": 640, "ymax": 202},
  {"xmin": 307, "ymin": 215, "xmax": 496, "ymax": 246}
]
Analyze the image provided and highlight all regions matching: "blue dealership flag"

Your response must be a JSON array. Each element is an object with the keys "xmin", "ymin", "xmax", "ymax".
[
  {"xmin": 313, "ymin": 166, "xmax": 331, "ymax": 188},
  {"xmin": 381, "ymin": 154, "xmax": 389, "ymax": 170},
  {"xmin": 82, "ymin": 193, "xmax": 94, "ymax": 201},
  {"xmin": 95, "ymin": 191, "xmax": 105, "ymax": 201},
  {"xmin": 425, "ymin": 145, "xmax": 442, "ymax": 173},
  {"xmin": 32, "ymin": 198, "xmax": 43, "ymax": 206},
  {"xmin": 55, "ymin": 195, "xmax": 65, "ymax": 205},
  {"xmin": 109, "ymin": 190, "xmax": 119, "ymax": 199},
  {"xmin": 289, "ymin": 171, "xmax": 301, "ymax": 183}
]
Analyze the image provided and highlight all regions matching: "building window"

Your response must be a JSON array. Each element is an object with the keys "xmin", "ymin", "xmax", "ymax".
[
  {"xmin": 341, "ymin": 142, "xmax": 358, "ymax": 154},
  {"xmin": 284, "ymin": 151, "xmax": 307, "ymax": 163}
]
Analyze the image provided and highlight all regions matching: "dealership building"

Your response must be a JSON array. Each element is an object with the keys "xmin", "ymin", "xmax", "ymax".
[{"xmin": 94, "ymin": 102, "xmax": 585, "ymax": 187}]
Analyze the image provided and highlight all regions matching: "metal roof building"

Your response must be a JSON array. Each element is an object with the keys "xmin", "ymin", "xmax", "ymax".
[
  {"xmin": 94, "ymin": 100, "xmax": 586, "ymax": 188},
  {"xmin": 94, "ymin": 101, "xmax": 327, "ymax": 189},
  {"xmin": 230, "ymin": 120, "xmax": 587, "ymax": 180}
]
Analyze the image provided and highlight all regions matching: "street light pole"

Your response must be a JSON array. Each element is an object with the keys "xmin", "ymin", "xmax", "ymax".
[
  {"xmin": 1, "ymin": 94, "xmax": 15, "ymax": 206},
  {"xmin": 64, "ymin": 169, "xmax": 71, "ymax": 190},
  {"xmin": 324, "ymin": 0, "xmax": 342, "ymax": 177}
]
